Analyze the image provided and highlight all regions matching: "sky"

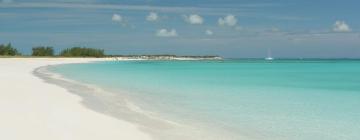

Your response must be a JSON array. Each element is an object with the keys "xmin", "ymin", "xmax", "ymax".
[{"xmin": 0, "ymin": 0, "xmax": 360, "ymax": 58}]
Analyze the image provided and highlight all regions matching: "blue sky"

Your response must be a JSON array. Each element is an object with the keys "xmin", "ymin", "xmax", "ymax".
[{"xmin": 0, "ymin": 0, "xmax": 359, "ymax": 58}]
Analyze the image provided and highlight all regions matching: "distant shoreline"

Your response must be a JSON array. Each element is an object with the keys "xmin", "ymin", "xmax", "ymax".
[
  {"xmin": 2, "ymin": 56, "xmax": 360, "ymax": 60},
  {"xmin": 0, "ymin": 55, "xmax": 223, "ymax": 60}
]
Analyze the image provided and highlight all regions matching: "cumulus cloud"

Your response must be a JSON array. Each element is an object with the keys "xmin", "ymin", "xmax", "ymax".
[
  {"xmin": 183, "ymin": 14, "xmax": 204, "ymax": 25},
  {"xmin": 112, "ymin": 14, "xmax": 123, "ymax": 22},
  {"xmin": 205, "ymin": 29, "xmax": 213, "ymax": 35},
  {"xmin": 333, "ymin": 20, "xmax": 351, "ymax": 32},
  {"xmin": 218, "ymin": 14, "xmax": 237, "ymax": 27},
  {"xmin": 156, "ymin": 29, "xmax": 178, "ymax": 37},
  {"xmin": 146, "ymin": 12, "xmax": 158, "ymax": 22},
  {"xmin": 112, "ymin": 13, "xmax": 131, "ymax": 27}
]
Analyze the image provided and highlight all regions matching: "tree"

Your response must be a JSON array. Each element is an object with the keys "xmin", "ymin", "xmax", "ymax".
[
  {"xmin": 0, "ymin": 43, "xmax": 21, "ymax": 56},
  {"xmin": 32, "ymin": 46, "xmax": 54, "ymax": 56},
  {"xmin": 60, "ymin": 47, "xmax": 104, "ymax": 57}
]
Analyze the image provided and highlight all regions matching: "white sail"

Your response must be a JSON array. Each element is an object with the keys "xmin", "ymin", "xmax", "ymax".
[{"xmin": 265, "ymin": 49, "xmax": 274, "ymax": 60}]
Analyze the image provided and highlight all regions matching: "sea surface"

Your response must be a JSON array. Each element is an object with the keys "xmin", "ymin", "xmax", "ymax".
[{"xmin": 47, "ymin": 59, "xmax": 360, "ymax": 140}]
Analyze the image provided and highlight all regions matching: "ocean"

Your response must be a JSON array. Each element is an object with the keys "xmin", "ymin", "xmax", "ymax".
[{"xmin": 46, "ymin": 59, "xmax": 360, "ymax": 140}]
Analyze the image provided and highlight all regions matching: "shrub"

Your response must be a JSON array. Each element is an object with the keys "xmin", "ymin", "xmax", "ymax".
[
  {"xmin": 60, "ymin": 47, "xmax": 104, "ymax": 57},
  {"xmin": 0, "ymin": 43, "xmax": 20, "ymax": 56},
  {"xmin": 32, "ymin": 46, "xmax": 54, "ymax": 56}
]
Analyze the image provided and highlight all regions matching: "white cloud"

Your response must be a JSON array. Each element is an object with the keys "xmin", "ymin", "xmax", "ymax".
[
  {"xmin": 183, "ymin": 14, "xmax": 204, "ymax": 25},
  {"xmin": 146, "ymin": 12, "xmax": 158, "ymax": 22},
  {"xmin": 112, "ymin": 14, "xmax": 123, "ymax": 22},
  {"xmin": 205, "ymin": 29, "xmax": 213, "ymax": 35},
  {"xmin": 156, "ymin": 29, "xmax": 178, "ymax": 37},
  {"xmin": 1, "ymin": 0, "xmax": 13, "ymax": 3},
  {"xmin": 333, "ymin": 20, "xmax": 351, "ymax": 32},
  {"xmin": 112, "ymin": 13, "xmax": 130, "ymax": 27},
  {"xmin": 218, "ymin": 14, "xmax": 237, "ymax": 27}
]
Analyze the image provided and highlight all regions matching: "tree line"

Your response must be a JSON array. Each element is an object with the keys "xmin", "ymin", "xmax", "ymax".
[
  {"xmin": 0, "ymin": 43, "xmax": 105, "ymax": 57},
  {"xmin": 0, "ymin": 43, "xmax": 21, "ymax": 56}
]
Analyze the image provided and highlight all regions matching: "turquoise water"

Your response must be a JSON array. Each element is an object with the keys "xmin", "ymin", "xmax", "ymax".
[{"xmin": 49, "ymin": 60, "xmax": 360, "ymax": 140}]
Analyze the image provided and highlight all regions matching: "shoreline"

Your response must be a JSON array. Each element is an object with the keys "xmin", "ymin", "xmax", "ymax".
[
  {"xmin": 35, "ymin": 61, "xmax": 211, "ymax": 140},
  {"xmin": 0, "ymin": 56, "xmax": 223, "ymax": 61},
  {"xmin": 39, "ymin": 60, "xmax": 245, "ymax": 140},
  {"xmin": 0, "ymin": 58, "xmax": 152, "ymax": 140}
]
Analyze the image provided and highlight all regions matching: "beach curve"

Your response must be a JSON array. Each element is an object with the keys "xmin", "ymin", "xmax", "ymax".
[{"xmin": 0, "ymin": 58, "xmax": 152, "ymax": 140}]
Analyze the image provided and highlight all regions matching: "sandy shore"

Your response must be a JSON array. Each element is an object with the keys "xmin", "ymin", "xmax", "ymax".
[{"xmin": 0, "ymin": 58, "xmax": 152, "ymax": 140}]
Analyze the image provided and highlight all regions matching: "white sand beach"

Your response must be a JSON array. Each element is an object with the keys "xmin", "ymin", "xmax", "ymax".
[{"xmin": 0, "ymin": 58, "xmax": 152, "ymax": 140}]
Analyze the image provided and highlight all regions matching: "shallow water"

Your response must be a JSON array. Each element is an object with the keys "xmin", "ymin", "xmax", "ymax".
[{"xmin": 48, "ymin": 59, "xmax": 360, "ymax": 140}]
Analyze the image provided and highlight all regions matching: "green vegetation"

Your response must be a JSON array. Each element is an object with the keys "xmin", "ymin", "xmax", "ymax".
[
  {"xmin": 32, "ymin": 46, "xmax": 54, "ymax": 56},
  {"xmin": 0, "ymin": 43, "xmax": 20, "ymax": 56},
  {"xmin": 1, "ymin": 43, "xmax": 106, "ymax": 57},
  {"xmin": 1, "ymin": 43, "xmax": 221, "ymax": 59},
  {"xmin": 60, "ymin": 47, "xmax": 104, "ymax": 57}
]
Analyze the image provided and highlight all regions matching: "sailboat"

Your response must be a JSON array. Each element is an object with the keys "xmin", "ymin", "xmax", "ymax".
[{"xmin": 265, "ymin": 49, "xmax": 274, "ymax": 61}]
